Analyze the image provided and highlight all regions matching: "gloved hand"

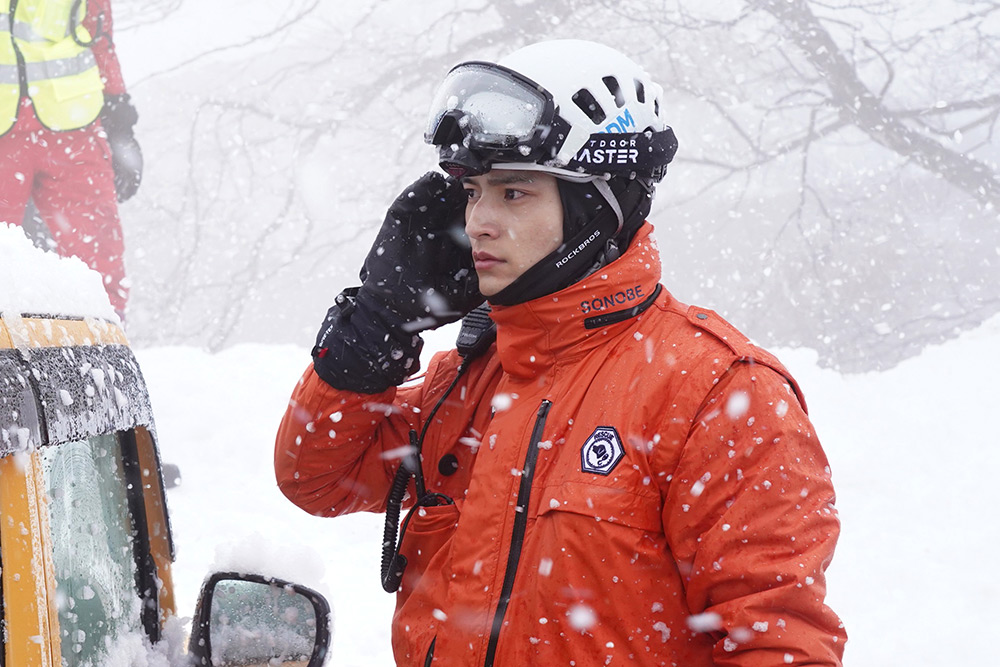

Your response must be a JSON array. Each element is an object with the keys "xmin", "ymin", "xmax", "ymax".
[
  {"xmin": 100, "ymin": 94, "xmax": 143, "ymax": 202},
  {"xmin": 312, "ymin": 172, "xmax": 483, "ymax": 393},
  {"xmin": 360, "ymin": 171, "xmax": 481, "ymax": 330}
]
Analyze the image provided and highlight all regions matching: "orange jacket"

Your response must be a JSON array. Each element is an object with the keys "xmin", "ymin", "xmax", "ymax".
[{"xmin": 275, "ymin": 224, "xmax": 845, "ymax": 666}]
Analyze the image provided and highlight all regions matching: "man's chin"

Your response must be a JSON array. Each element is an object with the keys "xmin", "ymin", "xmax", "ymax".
[{"xmin": 477, "ymin": 277, "xmax": 510, "ymax": 300}]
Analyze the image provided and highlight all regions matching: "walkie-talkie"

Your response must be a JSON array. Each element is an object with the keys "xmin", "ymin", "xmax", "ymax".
[{"xmin": 456, "ymin": 302, "xmax": 496, "ymax": 360}]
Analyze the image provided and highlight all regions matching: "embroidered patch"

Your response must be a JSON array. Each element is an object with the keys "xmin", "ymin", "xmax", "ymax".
[{"xmin": 580, "ymin": 426, "xmax": 624, "ymax": 475}]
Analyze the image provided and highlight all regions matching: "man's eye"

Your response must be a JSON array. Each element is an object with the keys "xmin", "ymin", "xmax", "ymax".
[
  {"xmin": 505, "ymin": 189, "xmax": 524, "ymax": 200},
  {"xmin": 463, "ymin": 188, "xmax": 477, "ymax": 200}
]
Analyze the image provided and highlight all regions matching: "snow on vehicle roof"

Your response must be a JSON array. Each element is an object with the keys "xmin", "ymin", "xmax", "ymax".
[{"xmin": 1, "ymin": 223, "xmax": 119, "ymax": 322}]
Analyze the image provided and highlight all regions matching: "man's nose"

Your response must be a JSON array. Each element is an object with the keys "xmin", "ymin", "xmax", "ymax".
[{"xmin": 465, "ymin": 194, "xmax": 500, "ymax": 239}]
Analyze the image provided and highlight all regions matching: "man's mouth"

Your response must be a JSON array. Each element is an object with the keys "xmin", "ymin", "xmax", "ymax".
[{"xmin": 473, "ymin": 251, "xmax": 503, "ymax": 271}]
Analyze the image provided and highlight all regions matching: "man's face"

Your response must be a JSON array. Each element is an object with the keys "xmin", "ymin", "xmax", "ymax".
[{"xmin": 463, "ymin": 170, "xmax": 564, "ymax": 297}]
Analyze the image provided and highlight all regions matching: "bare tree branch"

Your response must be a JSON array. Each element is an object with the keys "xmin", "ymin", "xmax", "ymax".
[{"xmin": 755, "ymin": 0, "xmax": 1000, "ymax": 211}]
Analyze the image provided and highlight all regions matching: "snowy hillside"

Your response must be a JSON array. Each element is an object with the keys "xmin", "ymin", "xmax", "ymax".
[{"xmin": 138, "ymin": 317, "xmax": 1000, "ymax": 667}]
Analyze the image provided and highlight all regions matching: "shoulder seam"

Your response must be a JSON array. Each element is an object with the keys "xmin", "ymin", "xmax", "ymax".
[{"xmin": 684, "ymin": 306, "xmax": 808, "ymax": 413}]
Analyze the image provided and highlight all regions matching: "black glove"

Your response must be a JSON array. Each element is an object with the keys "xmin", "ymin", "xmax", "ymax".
[
  {"xmin": 360, "ymin": 171, "xmax": 481, "ymax": 329},
  {"xmin": 312, "ymin": 172, "xmax": 483, "ymax": 393},
  {"xmin": 100, "ymin": 94, "xmax": 143, "ymax": 202}
]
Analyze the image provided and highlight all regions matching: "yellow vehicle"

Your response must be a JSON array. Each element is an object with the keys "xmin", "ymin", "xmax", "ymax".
[{"xmin": 1, "ymin": 226, "xmax": 330, "ymax": 666}]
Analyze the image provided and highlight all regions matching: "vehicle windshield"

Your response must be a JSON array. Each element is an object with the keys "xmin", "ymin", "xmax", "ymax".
[{"xmin": 40, "ymin": 433, "xmax": 144, "ymax": 666}]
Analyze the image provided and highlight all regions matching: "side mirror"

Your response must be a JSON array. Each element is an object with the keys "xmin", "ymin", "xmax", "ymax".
[{"xmin": 189, "ymin": 572, "xmax": 331, "ymax": 667}]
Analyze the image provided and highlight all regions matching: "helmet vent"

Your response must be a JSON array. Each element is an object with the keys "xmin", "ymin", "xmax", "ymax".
[
  {"xmin": 654, "ymin": 98, "xmax": 660, "ymax": 116},
  {"xmin": 572, "ymin": 88, "xmax": 606, "ymax": 124},
  {"xmin": 602, "ymin": 76, "xmax": 625, "ymax": 108},
  {"xmin": 634, "ymin": 79, "xmax": 646, "ymax": 104}
]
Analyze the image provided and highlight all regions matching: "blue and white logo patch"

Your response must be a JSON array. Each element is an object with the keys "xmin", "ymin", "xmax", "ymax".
[{"xmin": 580, "ymin": 426, "xmax": 624, "ymax": 475}]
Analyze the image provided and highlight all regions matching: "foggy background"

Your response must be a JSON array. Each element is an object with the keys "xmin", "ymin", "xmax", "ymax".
[{"xmin": 113, "ymin": 0, "xmax": 998, "ymax": 373}]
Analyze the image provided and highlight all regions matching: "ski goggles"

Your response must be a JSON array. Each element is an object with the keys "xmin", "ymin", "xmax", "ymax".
[{"xmin": 424, "ymin": 62, "xmax": 564, "ymax": 173}]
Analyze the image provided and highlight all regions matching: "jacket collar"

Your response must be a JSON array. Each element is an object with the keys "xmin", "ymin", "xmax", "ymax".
[{"xmin": 488, "ymin": 223, "xmax": 663, "ymax": 381}]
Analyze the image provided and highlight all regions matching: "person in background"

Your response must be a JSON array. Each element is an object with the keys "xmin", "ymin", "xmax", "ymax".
[
  {"xmin": 275, "ymin": 39, "xmax": 846, "ymax": 666},
  {"xmin": 1, "ymin": 0, "xmax": 142, "ymax": 320}
]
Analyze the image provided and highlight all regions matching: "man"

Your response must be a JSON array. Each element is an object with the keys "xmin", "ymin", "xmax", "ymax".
[
  {"xmin": 275, "ymin": 40, "xmax": 845, "ymax": 666},
  {"xmin": 1, "ymin": 0, "xmax": 142, "ymax": 320}
]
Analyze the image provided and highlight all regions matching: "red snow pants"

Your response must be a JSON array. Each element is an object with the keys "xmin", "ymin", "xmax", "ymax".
[{"xmin": 0, "ymin": 98, "xmax": 128, "ymax": 318}]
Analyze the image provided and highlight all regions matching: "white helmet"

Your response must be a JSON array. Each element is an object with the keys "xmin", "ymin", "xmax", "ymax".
[{"xmin": 425, "ymin": 39, "xmax": 677, "ymax": 182}]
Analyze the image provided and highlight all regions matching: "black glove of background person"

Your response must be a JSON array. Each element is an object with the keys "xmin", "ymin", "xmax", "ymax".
[
  {"xmin": 312, "ymin": 172, "xmax": 483, "ymax": 393},
  {"xmin": 100, "ymin": 94, "xmax": 143, "ymax": 202}
]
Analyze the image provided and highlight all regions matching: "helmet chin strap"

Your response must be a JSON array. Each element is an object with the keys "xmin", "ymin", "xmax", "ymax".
[
  {"xmin": 587, "ymin": 177, "xmax": 626, "ymax": 266},
  {"xmin": 592, "ymin": 178, "xmax": 624, "ymax": 234}
]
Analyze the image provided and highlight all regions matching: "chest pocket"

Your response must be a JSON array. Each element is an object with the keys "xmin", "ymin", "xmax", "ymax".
[
  {"xmin": 534, "ymin": 480, "xmax": 662, "ymax": 533},
  {"xmin": 529, "ymin": 415, "xmax": 662, "ymax": 531}
]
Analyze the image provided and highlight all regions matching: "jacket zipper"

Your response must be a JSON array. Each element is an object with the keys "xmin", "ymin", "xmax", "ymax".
[
  {"xmin": 483, "ymin": 399, "xmax": 552, "ymax": 667},
  {"xmin": 424, "ymin": 636, "xmax": 436, "ymax": 666}
]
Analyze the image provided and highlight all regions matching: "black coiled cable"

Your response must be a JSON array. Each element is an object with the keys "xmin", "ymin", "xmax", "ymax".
[{"xmin": 380, "ymin": 362, "xmax": 469, "ymax": 593}]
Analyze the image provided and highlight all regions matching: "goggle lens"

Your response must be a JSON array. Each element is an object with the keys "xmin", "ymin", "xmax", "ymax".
[{"xmin": 426, "ymin": 63, "xmax": 550, "ymax": 148}]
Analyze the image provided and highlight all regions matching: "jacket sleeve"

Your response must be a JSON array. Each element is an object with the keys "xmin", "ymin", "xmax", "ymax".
[
  {"xmin": 274, "ymin": 363, "xmax": 426, "ymax": 517},
  {"xmin": 662, "ymin": 361, "xmax": 846, "ymax": 666},
  {"xmin": 85, "ymin": 0, "xmax": 126, "ymax": 96}
]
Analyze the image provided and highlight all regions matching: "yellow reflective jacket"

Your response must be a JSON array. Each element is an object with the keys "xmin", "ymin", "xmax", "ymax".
[{"xmin": 1, "ymin": 0, "xmax": 104, "ymax": 133}]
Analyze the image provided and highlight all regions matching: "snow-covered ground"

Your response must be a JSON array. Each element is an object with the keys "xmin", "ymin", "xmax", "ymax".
[{"xmin": 138, "ymin": 316, "xmax": 1000, "ymax": 667}]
